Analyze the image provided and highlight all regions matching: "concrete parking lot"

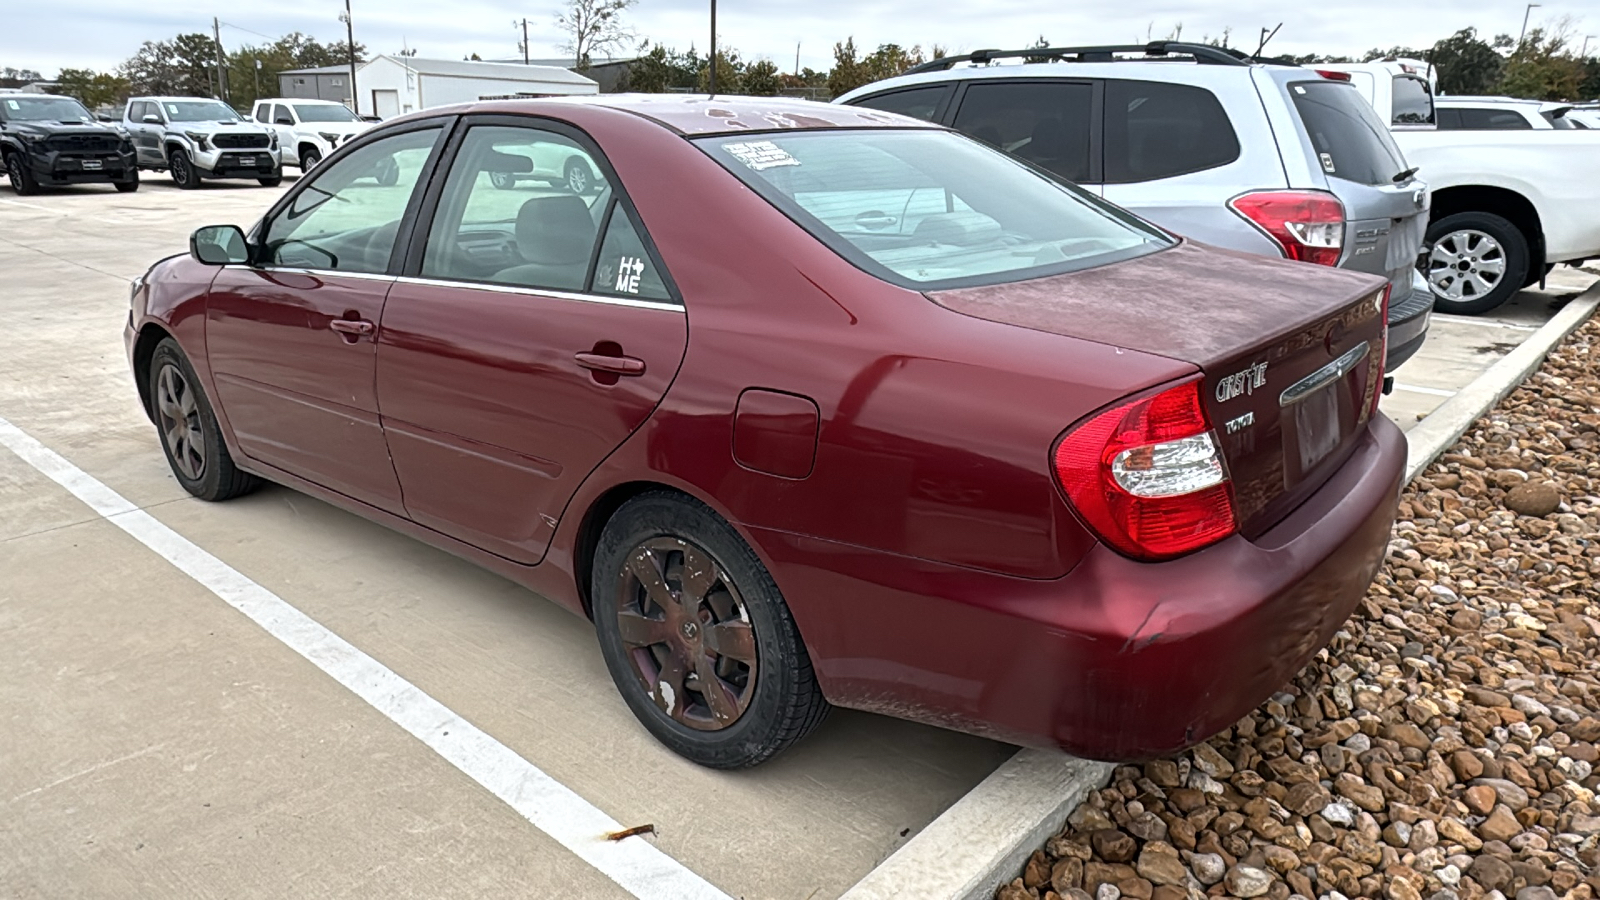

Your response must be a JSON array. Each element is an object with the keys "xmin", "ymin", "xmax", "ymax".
[{"xmin": 1, "ymin": 176, "xmax": 1593, "ymax": 899}]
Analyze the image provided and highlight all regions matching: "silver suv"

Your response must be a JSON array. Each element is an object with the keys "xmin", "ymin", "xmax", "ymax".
[
  {"xmin": 836, "ymin": 42, "xmax": 1432, "ymax": 371},
  {"xmin": 124, "ymin": 96, "xmax": 282, "ymax": 189}
]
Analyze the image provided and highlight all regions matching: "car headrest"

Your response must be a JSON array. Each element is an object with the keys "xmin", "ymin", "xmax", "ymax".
[
  {"xmin": 912, "ymin": 211, "xmax": 1003, "ymax": 247},
  {"xmin": 515, "ymin": 195, "xmax": 597, "ymax": 266}
]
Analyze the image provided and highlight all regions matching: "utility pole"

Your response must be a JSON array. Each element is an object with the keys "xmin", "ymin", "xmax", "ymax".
[
  {"xmin": 342, "ymin": 0, "xmax": 361, "ymax": 115},
  {"xmin": 1518, "ymin": 3, "xmax": 1541, "ymax": 47},
  {"xmin": 795, "ymin": 42, "xmax": 800, "ymax": 77},
  {"xmin": 518, "ymin": 18, "xmax": 530, "ymax": 64},
  {"xmin": 253, "ymin": 57, "xmax": 261, "ymax": 100},
  {"xmin": 212, "ymin": 17, "xmax": 228, "ymax": 102},
  {"xmin": 708, "ymin": 0, "xmax": 717, "ymax": 95},
  {"xmin": 1582, "ymin": 34, "xmax": 1595, "ymax": 57}
]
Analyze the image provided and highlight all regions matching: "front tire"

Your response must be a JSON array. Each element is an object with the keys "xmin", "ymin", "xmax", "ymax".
[
  {"xmin": 591, "ymin": 492, "xmax": 828, "ymax": 768},
  {"xmin": 565, "ymin": 159, "xmax": 591, "ymax": 194},
  {"xmin": 148, "ymin": 339, "xmax": 260, "ymax": 502},
  {"xmin": 1423, "ymin": 212, "xmax": 1529, "ymax": 315},
  {"xmin": 490, "ymin": 170, "xmax": 515, "ymax": 190},
  {"xmin": 169, "ymin": 149, "xmax": 201, "ymax": 189},
  {"xmin": 299, "ymin": 146, "xmax": 321, "ymax": 170},
  {"xmin": 259, "ymin": 169, "xmax": 283, "ymax": 188},
  {"xmin": 6, "ymin": 152, "xmax": 40, "ymax": 196},
  {"xmin": 114, "ymin": 171, "xmax": 139, "ymax": 192}
]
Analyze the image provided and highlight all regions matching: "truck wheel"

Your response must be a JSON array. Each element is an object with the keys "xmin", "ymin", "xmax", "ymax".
[
  {"xmin": 5, "ymin": 152, "xmax": 40, "ymax": 196},
  {"xmin": 114, "ymin": 170, "xmax": 140, "ymax": 193},
  {"xmin": 259, "ymin": 169, "xmax": 283, "ymax": 187},
  {"xmin": 1422, "ymin": 212, "xmax": 1529, "ymax": 316},
  {"xmin": 300, "ymin": 147, "xmax": 321, "ymax": 169},
  {"xmin": 169, "ymin": 149, "xmax": 202, "ymax": 189}
]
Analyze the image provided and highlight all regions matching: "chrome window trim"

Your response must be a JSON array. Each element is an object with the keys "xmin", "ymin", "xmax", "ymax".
[
  {"xmin": 1279, "ymin": 340, "xmax": 1371, "ymax": 408},
  {"xmin": 223, "ymin": 265, "xmax": 397, "ymax": 283},
  {"xmin": 395, "ymin": 275, "xmax": 683, "ymax": 313}
]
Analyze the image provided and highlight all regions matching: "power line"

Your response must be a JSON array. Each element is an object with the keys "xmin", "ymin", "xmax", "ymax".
[{"xmin": 218, "ymin": 21, "xmax": 280, "ymax": 42}]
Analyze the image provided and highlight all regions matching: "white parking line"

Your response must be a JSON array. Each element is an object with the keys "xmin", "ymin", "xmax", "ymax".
[
  {"xmin": 1390, "ymin": 382, "xmax": 1458, "ymax": 398},
  {"xmin": 0, "ymin": 415, "xmax": 732, "ymax": 900},
  {"xmin": 1429, "ymin": 314, "xmax": 1539, "ymax": 332}
]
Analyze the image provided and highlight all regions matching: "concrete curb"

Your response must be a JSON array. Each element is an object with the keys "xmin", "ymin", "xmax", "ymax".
[
  {"xmin": 1403, "ymin": 283, "xmax": 1600, "ymax": 482},
  {"xmin": 840, "ymin": 283, "xmax": 1599, "ymax": 900}
]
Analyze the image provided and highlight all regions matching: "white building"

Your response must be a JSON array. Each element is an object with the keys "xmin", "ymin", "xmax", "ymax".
[{"xmin": 354, "ymin": 56, "xmax": 598, "ymax": 118}]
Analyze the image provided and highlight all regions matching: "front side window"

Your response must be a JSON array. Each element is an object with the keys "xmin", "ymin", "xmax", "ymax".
[
  {"xmin": 949, "ymin": 81, "xmax": 1094, "ymax": 182},
  {"xmin": 697, "ymin": 129, "xmax": 1170, "ymax": 290},
  {"xmin": 2, "ymin": 95, "xmax": 94, "ymax": 123},
  {"xmin": 262, "ymin": 126, "xmax": 442, "ymax": 273},
  {"xmin": 422, "ymin": 124, "xmax": 632, "ymax": 294},
  {"xmin": 1103, "ymin": 80, "xmax": 1240, "ymax": 184},
  {"xmin": 851, "ymin": 86, "xmax": 950, "ymax": 123},
  {"xmin": 163, "ymin": 100, "xmax": 240, "ymax": 123},
  {"xmin": 253, "ymin": 102, "xmax": 269, "ymax": 122},
  {"xmin": 271, "ymin": 104, "xmax": 292, "ymax": 125},
  {"xmin": 294, "ymin": 104, "xmax": 359, "ymax": 123},
  {"xmin": 1290, "ymin": 81, "xmax": 1409, "ymax": 186},
  {"xmin": 1390, "ymin": 76, "xmax": 1434, "ymax": 126}
]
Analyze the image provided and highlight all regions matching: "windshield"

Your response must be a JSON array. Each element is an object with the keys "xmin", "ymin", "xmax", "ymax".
[
  {"xmin": 696, "ymin": 129, "xmax": 1171, "ymax": 289},
  {"xmin": 1290, "ymin": 81, "xmax": 1411, "ymax": 186},
  {"xmin": 1, "ymin": 95, "xmax": 93, "ymax": 123},
  {"xmin": 162, "ymin": 100, "xmax": 241, "ymax": 123},
  {"xmin": 294, "ymin": 104, "xmax": 359, "ymax": 123}
]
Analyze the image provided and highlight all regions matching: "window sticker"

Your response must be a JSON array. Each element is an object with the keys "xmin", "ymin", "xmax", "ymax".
[
  {"xmin": 4, "ymin": 100, "xmax": 17, "ymax": 110},
  {"xmin": 1319, "ymin": 152, "xmax": 1337, "ymax": 174},
  {"xmin": 615, "ymin": 256, "xmax": 645, "ymax": 294},
  {"xmin": 722, "ymin": 140, "xmax": 799, "ymax": 171},
  {"xmin": 166, "ymin": 104, "xmax": 180, "ymax": 115}
]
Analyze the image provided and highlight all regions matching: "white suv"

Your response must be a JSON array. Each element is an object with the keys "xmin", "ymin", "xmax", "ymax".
[{"xmin": 251, "ymin": 98, "xmax": 372, "ymax": 170}]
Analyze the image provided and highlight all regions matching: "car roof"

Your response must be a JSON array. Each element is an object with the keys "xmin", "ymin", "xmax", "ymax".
[
  {"xmin": 833, "ymin": 57, "xmax": 1266, "ymax": 102},
  {"xmin": 448, "ymin": 94, "xmax": 931, "ymax": 135}
]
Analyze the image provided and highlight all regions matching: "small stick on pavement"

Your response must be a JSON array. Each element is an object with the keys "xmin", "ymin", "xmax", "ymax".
[{"xmin": 605, "ymin": 824, "xmax": 656, "ymax": 841}]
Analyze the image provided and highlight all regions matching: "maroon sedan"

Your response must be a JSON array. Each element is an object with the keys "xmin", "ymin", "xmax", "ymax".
[{"xmin": 126, "ymin": 96, "xmax": 1404, "ymax": 768}]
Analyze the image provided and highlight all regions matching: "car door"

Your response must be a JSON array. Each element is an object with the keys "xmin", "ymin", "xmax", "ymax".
[
  {"xmin": 271, "ymin": 103, "xmax": 299, "ymax": 164},
  {"xmin": 204, "ymin": 121, "xmax": 448, "ymax": 514},
  {"xmin": 129, "ymin": 102, "xmax": 163, "ymax": 164},
  {"xmin": 376, "ymin": 118, "xmax": 687, "ymax": 564}
]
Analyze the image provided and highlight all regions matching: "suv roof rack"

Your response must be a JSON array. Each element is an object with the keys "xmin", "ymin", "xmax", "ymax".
[{"xmin": 903, "ymin": 41, "xmax": 1280, "ymax": 75}]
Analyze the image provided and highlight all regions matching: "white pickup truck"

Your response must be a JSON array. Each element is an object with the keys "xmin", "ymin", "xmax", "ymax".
[{"xmin": 1321, "ymin": 61, "xmax": 1600, "ymax": 314}]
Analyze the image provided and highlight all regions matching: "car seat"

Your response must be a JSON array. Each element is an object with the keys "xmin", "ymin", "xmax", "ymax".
[{"xmin": 494, "ymin": 195, "xmax": 597, "ymax": 291}]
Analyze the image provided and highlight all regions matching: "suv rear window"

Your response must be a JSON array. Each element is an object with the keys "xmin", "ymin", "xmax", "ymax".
[
  {"xmin": 1103, "ymin": 80, "xmax": 1240, "ymax": 184},
  {"xmin": 1390, "ymin": 76, "xmax": 1434, "ymax": 126},
  {"xmin": 1289, "ymin": 81, "xmax": 1409, "ymax": 186},
  {"xmin": 1446, "ymin": 107, "xmax": 1533, "ymax": 130},
  {"xmin": 948, "ymin": 81, "xmax": 1094, "ymax": 182},
  {"xmin": 696, "ymin": 129, "xmax": 1170, "ymax": 290}
]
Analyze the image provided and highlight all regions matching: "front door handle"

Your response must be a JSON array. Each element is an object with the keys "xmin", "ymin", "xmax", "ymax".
[
  {"xmin": 329, "ymin": 319, "xmax": 374, "ymax": 337},
  {"xmin": 574, "ymin": 352, "xmax": 646, "ymax": 376}
]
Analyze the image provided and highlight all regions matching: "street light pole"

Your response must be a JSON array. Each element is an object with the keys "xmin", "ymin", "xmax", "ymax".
[
  {"xmin": 1518, "ymin": 3, "xmax": 1541, "ymax": 47},
  {"xmin": 708, "ymin": 0, "xmax": 717, "ymax": 95},
  {"xmin": 1583, "ymin": 35, "xmax": 1596, "ymax": 57},
  {"xmin": 342, "ymin": 0, "xmax": 361, "ymax": 115}
]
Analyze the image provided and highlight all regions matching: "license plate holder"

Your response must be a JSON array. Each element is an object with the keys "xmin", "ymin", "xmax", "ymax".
[
  {"xmin": 81, "ymin": 159, "xmax": 103, "ymax": 170},
  {"xmin": 1295, "ymin": 382, "xmax": 1341, "ymax": 471}
]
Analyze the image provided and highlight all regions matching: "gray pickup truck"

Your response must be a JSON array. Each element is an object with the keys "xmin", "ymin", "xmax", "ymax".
[{"xmin": 123, "ymin": 96, "xmax": 282, "ymax": 189}]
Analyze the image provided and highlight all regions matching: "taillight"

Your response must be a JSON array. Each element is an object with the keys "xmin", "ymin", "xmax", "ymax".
[
  {"xmin": 1053, "ymin": 379, "xmax": 1237, "ymax": 561},
  {"xmin": 1316, "ymin": 69, "xmax": 1353, "ymax": 81},
  {"xmin": 1229, "ymin": 190, "xmax": 1345, "ymax": 268}
]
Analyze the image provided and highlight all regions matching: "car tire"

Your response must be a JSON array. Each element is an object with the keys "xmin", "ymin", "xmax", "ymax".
[
  {"xmin": 591, "ymin": 491, "xmax": 829, "ymax": 768},
  {"xmin": 148, "ymin": 338, "xmax": 261, "ymax": 502},
  {"xmin": 374, "ymin": 157, "xmax": 400, "ymax": 186},
  {"xmin": 300, "ymin": 147, "xmax": 321, "ymax": 170},
  {"xmin": 5, "ymin": 152, "xmax": 40, "ymax": 196},
  {"xmin": 565, "ymin": 159, "xmax": 591, "ymax": 195},
  {"xmin": 169, "ymin": 149, "xmax": 201, "ymax": 189},
  {"xmin": 490, "ymin": 170, "xmax": 515, "ymax": 190},
  {"xmin": 1422, "ymin": 212, "xmax": 1529, "ymax": 316},
  {"xmin": 114, "ymin": 171, "xmax": 139, "ymax": 193},
  {"xmin": 259, "ymin": 169, "xmax": 283, "ymax": 188}
]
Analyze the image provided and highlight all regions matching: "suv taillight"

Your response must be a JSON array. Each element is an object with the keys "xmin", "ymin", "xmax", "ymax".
[
  {"xmin": 1229, "ymin": 190, "xmax": 1345, "ymax": 267},
  {"xmin": 1053, "ymin": 379, "xmax": 1237, "ymax": 561}
]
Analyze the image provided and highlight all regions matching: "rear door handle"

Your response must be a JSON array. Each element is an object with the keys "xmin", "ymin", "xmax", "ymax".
[
  {"xmin": 574, "ymin": 352, "xmax": 646, "ymax": 376},
  {"xmin": 329, "ymin": 319, "xmax": 374, "ymax": 336}
]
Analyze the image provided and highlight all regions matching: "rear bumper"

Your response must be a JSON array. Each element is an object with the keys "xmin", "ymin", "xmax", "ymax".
[
  {"xmin": 756, "ymin": 415, "xmax": 1405, "ymax": 759},
  {"xmin": 1385, "ymin": 270, "xmax": 1433, "ymax": 372}
]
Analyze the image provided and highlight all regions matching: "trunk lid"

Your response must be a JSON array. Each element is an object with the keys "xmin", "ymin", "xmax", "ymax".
[{"xmin": 928, "ymin": 241, "xmax": 1389, "ymax": 537}]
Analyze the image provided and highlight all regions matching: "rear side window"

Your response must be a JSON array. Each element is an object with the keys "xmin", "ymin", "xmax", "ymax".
[
  {"xmin": 1103, "ymin": 80, "xmax": 1240, "ymax": 184},
  {"xmin": 1390, "ymin": 76, "xmax": 1433, "ymax": 126},
  {"xmin": 852, "ymin": 86, "xmax": 949, "ymax": 123},
  {"xmin": 1289, "ymin": 81, "xmax": 1408, "ymax": 186},
  {"xmin": 1453, "ymin": 108, "xmax": 1533, "ymax": 130},
  {"xmin": 949, "ymin": 81, "xmax": 1094, "ymax": 182}
]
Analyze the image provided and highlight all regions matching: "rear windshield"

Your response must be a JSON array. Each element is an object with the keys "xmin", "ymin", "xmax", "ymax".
[
  {"xmin": 695, "ymin": 129, "xmax": 1171, "ymax": 290},
  {"xmin": 1289, "ymin": 81, "xmax": 1410, "ymax": 186},
  {"xmin": 1390, "ymin": 76, "xmax": 1434, "ymax": 126}
]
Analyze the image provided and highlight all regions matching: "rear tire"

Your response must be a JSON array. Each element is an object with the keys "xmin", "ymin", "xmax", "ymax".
[
  {"xmin": 6, "ymin": 152, "xmax": 40, "ymax": 196},
  {"xmin": 1422, "ymin": 211, "xmax": 1529, "ymax": 316},
  {"xmin": 148, "ymin": 338, "xmax": 260, "ymax": 502},
  {"xmin": 591, "ymin": 492, "xmax": 828, "ymax": 768},
  {"xmin": 169, "ymin": 149, "xmax": 201, "ymax": 189}
]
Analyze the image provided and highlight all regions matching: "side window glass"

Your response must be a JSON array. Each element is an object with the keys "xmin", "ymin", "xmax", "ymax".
[
  {"xmin": 592, "ymin": 205, "xmax": 672, "ymax": 302},
  {"xmin": 262, "ymin": 127, "xmax": 441, "ymax": 274},
  {"xmin": 421, "ymin": 124, "xmax": 612, "ymax": 292},
  {"xmin": 1103, "ymin": 80, "xmax": 1241, "ymax": 184},
  {"xmin": 852, "ymin": 87, "xmax": 949, "ymax": 123},
  {"xmin": 1390, "ymin": 76, "xmax": 1433, "ymax": 126},
  {"xmin": 950, "ymin": 81, "xmax": 1093, "ymax": 183},
  {"xmin": 272, "ymin": 104, "xmax": 292, "ymax": 125},
  {"xmin": 1435, "ymin": 108, "xmax": 1463, "ymax": 129}
]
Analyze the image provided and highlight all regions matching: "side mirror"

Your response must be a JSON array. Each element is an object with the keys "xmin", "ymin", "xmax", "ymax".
[
  {"xmin": 190, "ymin": 225, "xmax": 250, "ymax": 266},
  {"xmin": 142, "ymin": 114, "xmax": 162, "ymax": 125},
  {"xmin": 275, "ymin": 116, "xmax": 294, "ymax": 125},
  {"xmin": 97, "ymin": 113, "xmax": 114, "ymax": 122}
]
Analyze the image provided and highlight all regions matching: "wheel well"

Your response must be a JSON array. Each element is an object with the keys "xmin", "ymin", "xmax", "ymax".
[
  {"xmin": 1429, "ymin": 186, "xmax": 1545, "ymax": 286},
  {"xmin": 130, "ymin": 323, "xmax": 173, "ymax": 422},
  {"xmin": 298, "ymin": 141, "xmax": 320, "ymax": 159},
  {"xmin": 572, "ymin": 480, "xmax": 689, "ymax": 619}
]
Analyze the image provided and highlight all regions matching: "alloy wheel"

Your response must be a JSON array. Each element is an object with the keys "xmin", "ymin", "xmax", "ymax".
[
  {"xmin": 1426, "ymin": 228, "xmax": 1506, "ymax": 303},
  {"xmin": 567, "ymin": 164, "xmax": 589, "ymax": 194},
  {"xmin": 155, "ymin": 363, "xmax": 206, "ymax": 481},
  {"xmin": 614, "ymin": 536, "xmax": 757, "ymax": 731}
]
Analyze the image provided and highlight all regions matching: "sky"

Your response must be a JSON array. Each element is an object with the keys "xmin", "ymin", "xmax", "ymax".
[{"xmin": 0, "ymin": 0, "xmax": 1591, "ymax": 79}]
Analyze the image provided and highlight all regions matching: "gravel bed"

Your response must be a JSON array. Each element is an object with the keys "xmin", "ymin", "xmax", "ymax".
[{"xmin": 997, "ymin": 316, "xmax": 1600, "ymax": 900}]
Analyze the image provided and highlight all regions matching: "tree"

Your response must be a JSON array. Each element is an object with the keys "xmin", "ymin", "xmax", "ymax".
[
  {"xmin": 223, "ymin": 33, "xmax": 366, "ymax": 110},
  {"xmin": 827, "ymin": 38, "xmax": 932, "ymax": 97},
  {"xmin": 697, "ymin": 47, "xmax": 744, "ymax": 93},
  {"xmin": 54, "ymin": 69, "xmax": 130, "ymax": 109},
  {"xmin": 1, "ymin": 67, "xmax": 45, "ymax": 88},
  {"xmin": 1428, "ymin": 28, "xmax": 1503, "ymax": 96},
  {"xmin": 743, "ymin": 59, "xmax": 780, "ymax": 95},
  {"xmin": 1498, "ymin": 24, "xmax": 1585, "ymax": 100},
  {"xmin": 622, "ymin": 43, "xmax": 701, "ymax": 92},
  {"xmin": 827, "ymin": 37, "xmax": 866, "ymax": 97},
  {"xmin": 1362, "ymin": 44, "xmax": 1427, "ymax": 62},
  {"xmin": 555, "ymin": 0, "xmax": 637, "ymax": 68},
  {"xmin": 119, "ymin": 33, "xmax": 223, "ymax": 97}
]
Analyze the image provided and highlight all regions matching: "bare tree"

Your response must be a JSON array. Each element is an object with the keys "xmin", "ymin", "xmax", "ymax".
[{"xmin": 554, "ymin": 0, "xmax": 637, "ymax": 68}]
